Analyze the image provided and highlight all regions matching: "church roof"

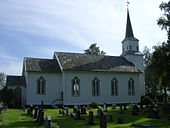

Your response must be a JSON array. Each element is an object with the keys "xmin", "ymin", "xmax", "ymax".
[
  {"xmin": 24, "ymin": 58, "xmax": 61, "ymax": 73},
  {"xmin": 6, "ymin": 76, "xmax": 26, "ymax": 86},
  {"xmin": 55, "ymin": 52, "xmax": 142, "ymax": 73}
]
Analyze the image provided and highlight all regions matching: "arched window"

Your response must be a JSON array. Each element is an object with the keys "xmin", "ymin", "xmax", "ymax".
[
  {"xmin": 111, "ymin": 78, "xmax": 118, "ymax": 96},
  {"xmin": 92, "ymin": 77, "xmax": 100, "ymax": 96},
  {"xmin": 36, "ymin": 76, "xmax": 46, "ymax": 95},
  {"xmin": 128, "ymin": 78, "xmax": 135, "ymax": 96},
  {"xmin": 72, "ymin": 76, "xmax": 80, "ymax": 96}
]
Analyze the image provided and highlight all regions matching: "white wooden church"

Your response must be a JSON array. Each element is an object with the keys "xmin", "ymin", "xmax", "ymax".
[{"xmin": 6, "ymin": 9, "xmax": 145, "ymax": 107}]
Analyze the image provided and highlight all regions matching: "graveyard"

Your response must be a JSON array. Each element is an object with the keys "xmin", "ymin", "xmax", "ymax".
[{"xmin": 1, "ymin": 104, "xmax": 170, "ymax": 128}]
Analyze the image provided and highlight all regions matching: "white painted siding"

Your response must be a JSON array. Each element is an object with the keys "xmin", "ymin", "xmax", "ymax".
[
  {"xmin": 25, "ymin": 72, "xmax": 62, "ymax": 105},
  {"xmin": 63, "ymin": 71, "xmax": 142, "ymax": 105}
]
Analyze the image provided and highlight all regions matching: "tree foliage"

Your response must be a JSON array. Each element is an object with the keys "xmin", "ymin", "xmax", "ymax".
[
  {"xmin": 0, "ymin": 72, "xmax": 5, "ymax": 89},
  {"xmin": 147, "ymin": 1, "xmax": 170, "ymax": 102},
  {"xmin": 84, "ymin": 43, "xmax": 106, "ymax": 55},
  {"xmin": 0, "ymin": 87, "xmax": 15, "ymax": 106},
  {"xmin": 157, "ymin": 1, "xmax": 170, "ymax": 40}
]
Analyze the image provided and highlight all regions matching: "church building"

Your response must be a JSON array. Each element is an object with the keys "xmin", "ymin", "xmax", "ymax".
[{"xmin": 6, "ymin": 9, "xmax": 145, "ymax": 107}]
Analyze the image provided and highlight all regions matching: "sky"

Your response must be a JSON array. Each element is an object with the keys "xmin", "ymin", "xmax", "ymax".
[{"xmin": 0, "ymin": 0, "xmax": 168, "ymax": 75}]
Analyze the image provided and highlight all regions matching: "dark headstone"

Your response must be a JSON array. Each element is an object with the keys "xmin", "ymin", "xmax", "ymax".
[
  {"xmin": 62, "ymin": 110, "xmax": 66, "ymax": 116},
  {"xmin": 73, "ymin": 108, "xmax": 77, "ymax": 113},
  {"xmin": 97, "ymin": 109, "xmax": 103, "ymax": 118},
  {"xmin": 33, "ymin": 107, "xmax": 39, "ymax": 119},
  {"xmin": 124, "ymin": 105, "xmax": 127, "ymax": 111},
  {"xmin": 29, "ymin": 106, "xmax": 33, "ymax": 117},
  {"xmin": 112, "ymin": 104, "xmax": 116, "ymax": 109},
  {"xmin": 131, "ymin": 105, "xmax": 139, "ymax": 115},
  {"xmin": 59, "ymin": 110, "xmax": 62, "ymax": 114},
  {"xmin": 45, "ymin": 116, "xmax": 51, "ymax": 128},
  {"xmin": 36, "ymin": 108, "xmax": 42, "ymax": 122},
  {"xmin": 117, "ymin": 118, "xmax": 124, "ymax": 124},
  {"xmin": 119, "ymin": 105, "xmax": 123, "ymax": 114},
  {"xmin": 27, "ymin": 108, "xmax": 30, "ymax": 115},
  {"xmin": 39, "ymin": 110, "xmax": 44, "ymax": 124},
  {"xmin": 75, "ymin": 109, "xmax": 80, "ymax": 120},
  {"xmin": 88, "ymin": 111, "xmax": 95, "ymax": 125},
  {"xmin": 81, "ymin": 106, "xmax": 86, "ymax": 114},
  {"xmin": 140, "ymin": 103, "xmax": 143, "ymax": 109},
  {"xmin": 100, "ymin": 111, "xmax": 107, "ymax": 128}
]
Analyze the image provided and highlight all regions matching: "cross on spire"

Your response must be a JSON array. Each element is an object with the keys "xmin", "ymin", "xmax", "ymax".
[{"xmin": 127, "ymin": 0, "xmax": 130, "ymax": 8}]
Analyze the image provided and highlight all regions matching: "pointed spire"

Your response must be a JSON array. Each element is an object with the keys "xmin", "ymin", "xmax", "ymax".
[{"xmin": 125, "ymin": 9, "xmax": 134, "ymax": 38}]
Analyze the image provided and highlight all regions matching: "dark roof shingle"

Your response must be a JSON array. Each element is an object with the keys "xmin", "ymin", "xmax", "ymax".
[
  {"xmin": 25, "ymin": 58, "xmax": 61, "ymax": 73},
  {"xmin": 6, "ymin": 76, "xmax": 26, "ymax": 86},
  {"xmin": 55, "ymin": 52, "xmax": 141, "ymax": 73}
]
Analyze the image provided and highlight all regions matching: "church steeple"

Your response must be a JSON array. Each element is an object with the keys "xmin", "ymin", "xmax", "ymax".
[
  {"xmin": 125, "ymin": 9, "xmax": 134, "ymax": 38},
  {"xmin": 121, "ymin": 8, "xmax": 139, "ymax": 56}
]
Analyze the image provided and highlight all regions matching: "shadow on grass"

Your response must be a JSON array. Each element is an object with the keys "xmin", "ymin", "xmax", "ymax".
[{"xmin": 3, "ymin": 120, "xmax": 43, "ymax": 128}]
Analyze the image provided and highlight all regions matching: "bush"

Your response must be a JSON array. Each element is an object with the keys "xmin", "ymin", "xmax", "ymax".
[
  {"xmin": 90, "ymin": 101, "xmax": 98, "ymax": 108},
  {"xmin": 141, "ymin": 96, "xmax": 154, "ymax": 105}
]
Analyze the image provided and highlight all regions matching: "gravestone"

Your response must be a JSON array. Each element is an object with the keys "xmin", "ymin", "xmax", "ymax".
[
  {"xmin": 29, "ymin": 105, "xmax": 33, "ymax": 117},
  {"xmin": 33, "ymin": 107, "xmax": 39, "ymax": 119},
  {"xmin": 62, "ymin": 110, "xmax": 66, "ymax": 116},
  {"xmin": 87, "ymin": 104, "xmax": 90, "ymax": 109},
  {"xmin": 27, "ymin": 108, "xmax": 30, "ymax": 115},
  {"xmin": 88, "ymin": 111, "xmax": 94, "ymax": 125},
  {"xmin": 45, "ymin": 116, "xmax": 51, "ymax": 128},
  {"xmin": 119, "ymin": 105, "xmax": 123, "ymax": 114},
  {"xmin": 103, "ymin": 103, "xmax": 107, "ymax": 112},
  {"xmin": 65, "ymin": 107, "xmax": 69, "ymax": 116},
  {"xmin": 124, "ymin": 104, "xmax": 127, "ymax": 111},
  {"xmin": 59, "ymin": 110, "xmax": 62, "ymax": 114},
  {"xmin": 112, "ymin": 104, "xmax": 116, "ymax": 109},
  {"xmin": 131, "ymin": 105, "xmax": 139, "ymax": 115},
  {"xmin": 36, "ymin": 108, "xmax": 42, "ymax": 122},
  {"xmin": 75, "ymin": 109, "xmax": 80, "ymax": 120},
  {"xmin": 100, "ymin": 111, "xmax": 107, "ymax": 128},
  {"xmin": 81, "ymin": 106, "xmax": 86, "ymax": 114},
  {"xmin": 107, "ymin": 114, "xmax": 113, "ymax": 122},
  {"xmin": 39, "ymin": 110, "xmax": 44, "ymax": 124},
  {"xmin": 97, "ymin": 109, "xmax": 103, "ymax": 118}
]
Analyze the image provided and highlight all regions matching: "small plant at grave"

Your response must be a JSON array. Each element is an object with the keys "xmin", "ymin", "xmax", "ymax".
[{"xmin": 90, "ymin": 101, "xmax": 98, "ymax": 108}]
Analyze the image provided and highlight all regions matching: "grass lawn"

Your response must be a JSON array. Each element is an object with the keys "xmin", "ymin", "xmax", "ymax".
[{"xmin": 1, "ymin": 107, "xmax": 170, "ymax": 128}]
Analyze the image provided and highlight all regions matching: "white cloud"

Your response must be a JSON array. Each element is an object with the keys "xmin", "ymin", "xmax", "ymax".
[{"xmin": 0, "ymin": 0, "xmax": 169, "ymax": 75}]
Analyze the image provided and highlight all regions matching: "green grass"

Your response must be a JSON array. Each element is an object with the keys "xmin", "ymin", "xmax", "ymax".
[{"xmin": 1, "ymin": 107, "xmax": 170, "ymax": 128}]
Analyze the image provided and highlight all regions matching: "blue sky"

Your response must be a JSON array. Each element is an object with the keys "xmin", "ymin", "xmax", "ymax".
[{"xmin": 0, "ymin": 0, "xmax": 168, "ymax": 75}]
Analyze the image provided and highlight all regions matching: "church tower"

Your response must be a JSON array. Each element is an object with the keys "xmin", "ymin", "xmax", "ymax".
[{"xmin": 121, "ymin": 9, "xmax": 144, "ymax": 72}]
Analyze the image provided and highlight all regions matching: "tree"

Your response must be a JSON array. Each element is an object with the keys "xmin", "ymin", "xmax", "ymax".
[
  {"xmin": 157, "ymin": 1, "xmax": 170, "ymax": 40},
  {"xmin": 0, "ymin": 72, "xmax": 5, "ymax": 89},
  {"xmin": 0, "ymin": 87, "xmax": 15, "ymax": 107},
  {"xmin": 150, "ymin": 1, "xmax": 170, "ymax": 102},
  {"xmin": 84, "ymin": 43, "xmax": 106, "ymax": 55}
]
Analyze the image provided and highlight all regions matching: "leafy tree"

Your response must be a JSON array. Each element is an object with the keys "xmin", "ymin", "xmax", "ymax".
[
  {"xmin": 157, "ymin": 1, "xmax": 170, "ymax": 40},
  {"xmin": 149, "ymin": 1, "xmax": 170, "ymax": 102},
  {"xmin": 0, "ymin": 72, "xmax": 5, "ymax": 89},
  {"xmin": 0, "ymin": 87, "xmax": 15, "ymax": 107},
  {"xmin": 84, "ymin": 43, "xmax": 106, "ymax": 55}
]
